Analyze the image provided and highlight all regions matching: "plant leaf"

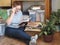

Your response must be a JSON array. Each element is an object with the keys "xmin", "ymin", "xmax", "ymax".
[{"xmin": 44, "ymin": 31, "xmax": 47, "ymax": 35}]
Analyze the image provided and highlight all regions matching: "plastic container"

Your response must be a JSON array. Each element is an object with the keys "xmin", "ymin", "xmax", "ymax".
[{"xmin": 0, "ymin": 23, "xmax": 5, "ymax": 36}]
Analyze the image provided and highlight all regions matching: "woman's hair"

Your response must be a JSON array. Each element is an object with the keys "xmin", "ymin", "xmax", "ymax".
[{"xmin": 12, "ymin": 1, "xmax": 21, "ymax": 7}]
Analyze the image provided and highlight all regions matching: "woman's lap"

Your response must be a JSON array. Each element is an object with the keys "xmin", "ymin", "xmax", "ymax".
[{"xmin": 5, "ymin": 27, "xmax": 31, "ymax": 41}]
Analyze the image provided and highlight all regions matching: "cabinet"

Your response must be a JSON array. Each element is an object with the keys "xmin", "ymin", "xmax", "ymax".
[
  {"xmin": 0, "ymin": 0, "xmax": 11, "ymax": 6},
  {"xmin": 12, "ymin": 0, "xmax": 51, "ymax": 19}
]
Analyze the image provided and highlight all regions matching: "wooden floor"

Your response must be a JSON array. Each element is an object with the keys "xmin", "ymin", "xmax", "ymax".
[{"xmin": 0, "ymin": 32, "xmax": 60, "ymax": 45}]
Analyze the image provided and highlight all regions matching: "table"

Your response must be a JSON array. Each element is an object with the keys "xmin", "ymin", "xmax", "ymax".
[{"xmin": 25, "ymin": 22, "xmax": 41, "ymax": 36}]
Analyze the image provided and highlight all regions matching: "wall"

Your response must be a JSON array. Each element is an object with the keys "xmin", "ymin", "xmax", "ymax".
[{"xmin": 52, "ymin": 0, "xmax": 60, "ymax": 11}]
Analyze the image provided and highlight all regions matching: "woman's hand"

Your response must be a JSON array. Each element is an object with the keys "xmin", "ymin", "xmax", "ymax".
[
  {"xmin": 11, "ymin": 8, "xmax": 16, "ymax": 14},
  {"xmin": 6, "ymin": 8, "xmax": 16, "ymax": 25}
]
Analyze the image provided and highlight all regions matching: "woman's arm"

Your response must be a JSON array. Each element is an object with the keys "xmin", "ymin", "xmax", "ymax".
[{"xmin": 6, "ymin": 8, "xmax": 16, "ymax": 25}]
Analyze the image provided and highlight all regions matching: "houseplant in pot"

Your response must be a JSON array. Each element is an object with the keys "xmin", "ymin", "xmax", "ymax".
[
  {"xmin": 39, "ymin": 13, "xmax": 56, "ymax": 42},
  {"xmin": 0, "ymin": 9, "xmax": 8, "ymax": 36}
]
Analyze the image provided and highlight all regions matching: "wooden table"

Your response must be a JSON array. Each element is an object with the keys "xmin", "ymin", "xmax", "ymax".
[{"xmin": 25, "ymin": 22, "xmax": 41, "ymax": 36}]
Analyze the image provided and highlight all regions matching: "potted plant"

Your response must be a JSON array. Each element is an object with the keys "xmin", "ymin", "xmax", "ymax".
[
  {"xmin": 39, "ymin": 22, "xmax": 56, "ymax": 42},
  {"xmin": 39, "ymin": 12, "xmax": 56, "ymax": 42}
]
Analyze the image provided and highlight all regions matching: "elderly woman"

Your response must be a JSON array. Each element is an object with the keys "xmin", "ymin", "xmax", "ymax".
[{"xmin": 5, "ymin": 1, "xmax": 38, "ymax": 45}]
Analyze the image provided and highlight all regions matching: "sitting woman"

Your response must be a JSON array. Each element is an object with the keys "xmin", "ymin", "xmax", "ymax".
[{"xmin": 5, "ymin": 1, "xmax": 38, "ymax": 45}]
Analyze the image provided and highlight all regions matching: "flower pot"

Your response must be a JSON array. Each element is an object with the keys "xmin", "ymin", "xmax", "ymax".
[{"xmin": 43, "ymin": 34, "xmax": 53, "ymax": 42}]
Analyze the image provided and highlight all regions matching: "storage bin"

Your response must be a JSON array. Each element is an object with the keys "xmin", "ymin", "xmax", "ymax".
[{"xmin": 0, "ymin": 23, "xmax": 5, "ymax": 36}]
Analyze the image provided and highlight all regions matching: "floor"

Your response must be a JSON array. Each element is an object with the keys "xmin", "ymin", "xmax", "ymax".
[{"xmin": 0, "ymin": 32, "xmax": 60, "ymax": 45}]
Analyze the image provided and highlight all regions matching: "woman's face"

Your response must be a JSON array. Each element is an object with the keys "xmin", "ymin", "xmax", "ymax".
[{"xmin": 16, "ymin": 5, "xmax": 21, "ymax": 10}]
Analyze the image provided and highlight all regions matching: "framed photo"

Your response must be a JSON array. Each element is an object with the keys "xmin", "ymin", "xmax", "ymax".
[{"xmin": 0, "ymin": 0, "xmax": 12, "ymax": 7}]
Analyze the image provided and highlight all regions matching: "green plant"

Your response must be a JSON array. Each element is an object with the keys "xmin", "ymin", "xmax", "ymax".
[
  {"xmin": 39, "ymin": 22, "xmax": 56, "ymax": 36},
  {"xmin": 0, "ymin": 9, "xmax": 8, "ymax": 20},
  {"xmin": 50, "ymin": 9, "xmax": 60, "ymax": 24},
  {"xmin": 56, "ymin": 9, "xmax": 60, "ymax": 24},
  {"xmin": 39, "ymin": 11, "xmax": 57, "ymax": 36}
]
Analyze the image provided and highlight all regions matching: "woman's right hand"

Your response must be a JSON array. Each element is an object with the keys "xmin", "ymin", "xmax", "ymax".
[{"xmin": 11, "ymin": 8, "xmax": 16, "ymax": 14}]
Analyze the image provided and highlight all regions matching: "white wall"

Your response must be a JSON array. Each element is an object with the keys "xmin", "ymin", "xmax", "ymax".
[{"xmin": 52, "ymin": 0, "xmax": 60, "ymax": 11}]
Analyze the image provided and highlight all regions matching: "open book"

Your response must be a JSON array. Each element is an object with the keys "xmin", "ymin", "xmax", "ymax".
[{"xmin": 22, "ymin": 15, "xmax": 31, "ymax": 22}]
